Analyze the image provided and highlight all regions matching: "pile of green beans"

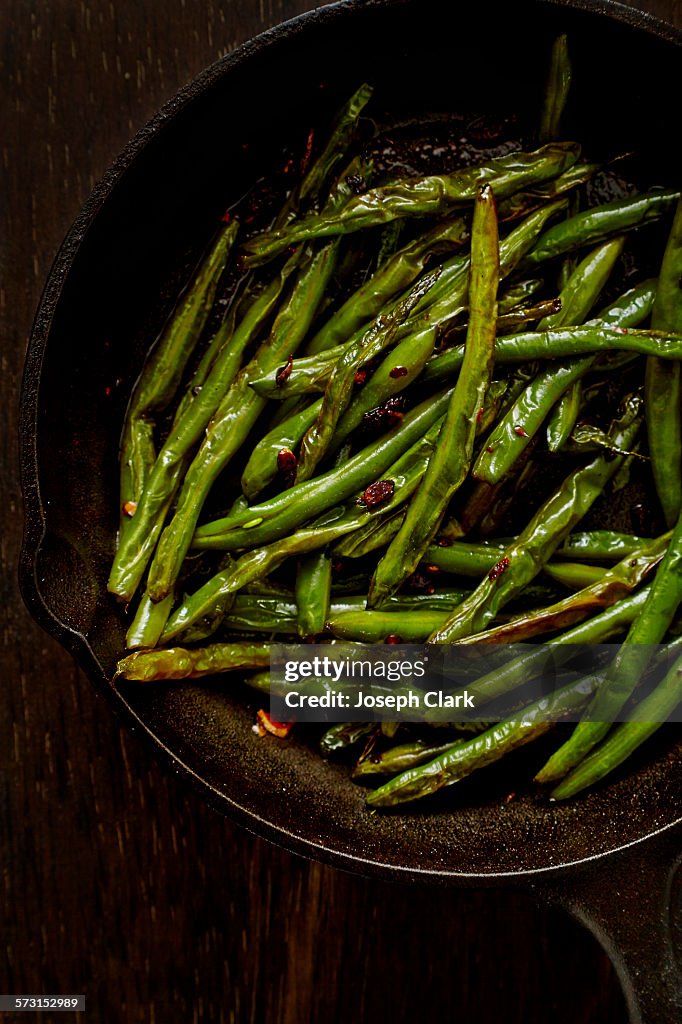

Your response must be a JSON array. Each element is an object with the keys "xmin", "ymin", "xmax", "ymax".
[{"xmin": 111, "ymin": 43, "xmax": 682, "ymax": 811}]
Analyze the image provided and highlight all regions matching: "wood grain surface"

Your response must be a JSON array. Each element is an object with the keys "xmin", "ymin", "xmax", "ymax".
[{"xmin": 1, "ymin": 2, "xmax": 679, "ymax": 1022}]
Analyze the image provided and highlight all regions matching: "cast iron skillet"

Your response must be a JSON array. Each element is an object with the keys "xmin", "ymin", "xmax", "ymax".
[{"xmin": 19, "ymin": 0, "xmax": 682, "ymax": 1018}]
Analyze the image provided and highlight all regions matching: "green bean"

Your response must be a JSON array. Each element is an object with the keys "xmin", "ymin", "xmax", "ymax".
[
  {"xmin": 136, "ymin": 96, "xmax": 374, "ymax": 604},
  {"xmin": 305, "ymin": 214, "xmax": 469, "ymax": 355},
  {"xmin": 326, "ymin": 609, "xmax": 459, "ymax": 643},
  {"xmin": 368, "ymin": 185, "xmax": 500, "ymax": 608},
  {"xmin": 163, "ymin": 508, "xmax": 386, "ymax": 642},
  {"xmin": 550, "ymin": 646, "xmax": 682, "ymax": 800},
  {"xmin": 242, "ymin": 579, "xmax": 294, "ymax": 599},
  {"xmin": 467, "ymin": 587, "xmax": 652, "ymax": 708},
  {"xmin": 458, "ymin": 368, "xmax": 541, "ymax": 532},
  {"xmin": 646, "ymin": 198, "xmax": 682, "ymax": 526},
  {"xmin": 249, "ymin": 346, "xmax": 343, "ymax": 399},
  {"xmin": 522, "ymin": 189, "xmax": 680, "ymax": 267},
  {"xmin": 240, "ymin": 397, "xmax": 322, "ymax": 501},
  {"xmin": 376, "ymin": 221, "xmax": 404, "ymax": 268},
  {"xmin": 497, "ymin": 278, "xmax": 544, "ymax": 313},
  {"xmin": 242, "ymin": 670, "xmax": 271, "ymax": 696},
  {"xmin": 330, "ymin": 331, "xmax": 441, "ymax": 448},
  {"xmin": 423, "ymin": 540, "xmax": 510, "ymax": 577},
  {"xmin": 109, "ymin": 247, "xmax": 300, "ymax": 601},
  {"xmin": 539, "ymin": 34, "xmax": 571, "ymax": 143},
  {"xmin": 163, "ymin": 427, "xmax": 445, "ymax": 641},
  {"xmin": 334, "ymin": 507, "xmax": 406, "ymax": 558},
  {"xmin": 296, "ymin": 549, "xmax": 332, "ymax": 638},
  {"xmin": 543, "ymin": 562, "xmax": 608, "ymax": 589},
  {"xmin": 191, "ymin": 392, "xmax": 450, "ymax": 551},
  {"xmin": 546, "ymin": 380, "xmax": 582, "ymax": 451},
  {"xmin": 296, "ymin": 269, "xmax": 442, "ymax": 481},
  {"xmin": 250, "ymin": 201, "xmax": 567, "ymax": 403},
  {"xmin": 424, "ymin": 531, "xmax": 645, "ymax": 579},
  {"xmin": 116, "ymin": 641, "xmax": 271, "ymax": 681},
  {"xmin": 556, "ymin": 530, "xmax": 650, "ymax": 561},
  {"xmin": 442, "ymin": 298, "xmax": 562, "ymax": 342},
  {"xmin": 353, "ymin": 738, "xmax": 461, "ymax": 777},
  {"xmin": 331, "ymin": 305, "xmax": 555, "ymax": 453},
  {"xmin": 366, "ymin": 673, "xmax": 599, "ymax": 808},
  {"xmin": 496, "ymin": 162, "xmax": 598, "ymax": 223},
  {"xmin": 241, "ymin": 143, "xmax": 581, "ymax": 265},
  {"xmin": 546, "ymin": 238, "xmax": 627, "ymax": 331},
  {"xmin": 366, "ymin": 591, "xmax": 471, "ymax": 611},
  {"xmin": 535, "ymin": 505, "xmax": 682, "ymax": 784},
  {"xmin": 421, "ymin": 304, "xmax": 670, "ymax": 389},
  {"xmin": 118, "ymin": 218, "xmax": 239, "ymax": 543},
  {"xmin": 455, "ymin": 534, "xmax": 668, "ymax": 645},
  {"xmin": 126, "ymin": 591, "xmax": 177, "ymax": 650},
  {"xmin": 472, "ymin": 237, "xmax": 625, "ymax": 483},
  {"xmin": 383, "ymin": 196, "xmax": 566, "ymax": 350},
  {"xmin": 203, "ymin": 591, "xmax": 469, "ymax": 637},
  {"xmin": 289, "ymin": 83, "xmax": 374, "ymax": 214},
  {"xmin": 593, "ymin": 278, "xmax": 658, "ymax": 328},
  {"xmin": 320, "ymin": 723, "xmax": 374, "ymax": 755},
  {"xmin": 216, "ymin": 595, "xmax": 299, "ymax": 635},
  {"xmin": 145, "ymin": 239, "xmax": 342, "ymax": 603},
  {"xmin": 520, "ymin": 276, "xmax": 659, "ymax": 459},
  {"xmin": 429, "ymin": 395, "xmax": 642, "ymax": 643}
]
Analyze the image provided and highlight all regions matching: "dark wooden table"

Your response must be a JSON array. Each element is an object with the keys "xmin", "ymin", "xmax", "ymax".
[{"xmin": 2, "ymin": 2, "xmax": 679, "ymax": 1021}]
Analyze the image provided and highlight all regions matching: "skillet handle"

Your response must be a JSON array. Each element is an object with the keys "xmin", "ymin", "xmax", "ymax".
[{"xmin": 532, "ymin": 824, "xmax": 682, "ymax": 1023}]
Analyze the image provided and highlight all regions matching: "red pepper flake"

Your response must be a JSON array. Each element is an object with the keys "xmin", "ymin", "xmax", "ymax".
[
  {"xmin": 425, "ymin": 584, "xmax": 436, "ymax": 595},
  {"xmin": 354, "ymin": 355, "xmax": 383, "ymax": 390},
  {"xmin": 122, "ymin": 500, "xmax": 137, "ymax": 517},
  {"xmin": 488, "ymin": 556, "xmax": 511, "ymax": 581},
  {"xmin": 221, "ymin": 210, "xmax": 232, "ymax": 223},
  {"xmin": 104, "ymin": 386, "xmax": 112, "ymax": 397},
  {"xmin": 277, "ymin": 448, "xmax": 297, "ymax": 474},
  {"xmin": 362, "ymin": 396, "xmax": 404, "ymax": 432},
  {"xmin": 476, "ymin": 407, "xmax": 485, "ymax": 423},
  {"xmin": 436, "ymin": 537, "xmax": 453, "ymax": 547},
  {"xmin": 275, "ymin": 354, "xmax": 294, "ymax": 386},
  {"xmin": 356, "ymin": 479, "xmax": 395, "ymax": 509},
  {"xmin": 282, "ymin": 156, "xmax": 296, "ymax": 175},
  {"xmin": 332, "ymin": 559, "xmax": 345, "ymax": 574},
  {"xmin": 425, "ymin": 564, "xmax": 441, "ymax": 575},
  {"xmin": 513, "ymin": 425, "xmax": 529, "ymax": 437},
  {"xmin": 389, "ymin": 366, "xmax": 408, "ymax": 379},
  {"xmin": 300, "ymin": 128, "xmax": 315, "ymax": 174},
  {"xmin": 256, "ymin": 710, "xmax": 293, "ymax": 739},
  {"xmin": 504, "ymin": 791, "xmax": 517, "ymax": 804},
  {"xmin": 384, "ymin": 634, "xmax": 402, "ymax": 644},
  {"xmin": 485, "ymin": 444, "xmax": 495, "ymax": 453}
]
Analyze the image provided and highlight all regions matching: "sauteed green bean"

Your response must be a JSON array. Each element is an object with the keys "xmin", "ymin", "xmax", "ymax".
[{"xmin": 111, "ymin": 47, "xmax": 682, "ymax": 809}]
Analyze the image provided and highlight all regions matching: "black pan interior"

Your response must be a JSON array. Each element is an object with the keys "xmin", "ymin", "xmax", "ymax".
[{"xmin": 21, "ymin": 0, "xmax": 682, "ymax": 880}]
